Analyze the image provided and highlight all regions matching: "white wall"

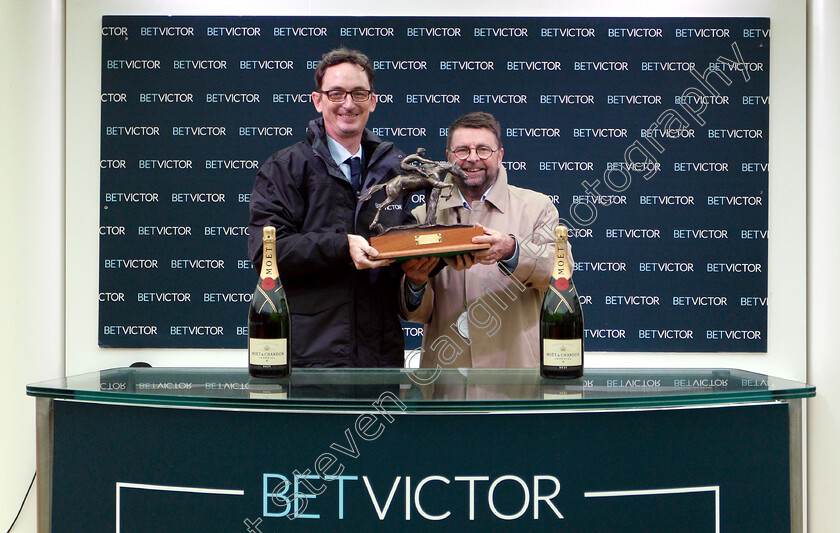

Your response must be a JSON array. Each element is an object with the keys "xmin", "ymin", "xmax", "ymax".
[
  {"xmin": 806, "ymin": 1, "xmax": 840, "ymax": 531},
  {"xmin": 7, "ymin": 0, "xmax": 839, "ymax": 532},
  {"xmin": 0, "ymin": 0, "xmax": 65, "ymax": 531}
]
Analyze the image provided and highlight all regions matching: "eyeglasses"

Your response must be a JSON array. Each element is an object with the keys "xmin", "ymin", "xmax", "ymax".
[
  {"xmin": 448, "ymin": 146, "xmax": 498, "ymax": 160},
  {"xmin": 319, "ymin": 89, "xmax": 373, "ymax": 103}
]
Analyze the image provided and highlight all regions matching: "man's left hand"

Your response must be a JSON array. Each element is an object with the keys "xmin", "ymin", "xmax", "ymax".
[
  {"xmin": 470, "ymin": 223, "xmax": 515, "ymax": 265},
  {"xmin": 348, "ymin": 234, "xmax": 393, "ymax": 270}
]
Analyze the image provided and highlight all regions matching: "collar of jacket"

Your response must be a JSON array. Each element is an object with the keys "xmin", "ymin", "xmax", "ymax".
[
  {"xmin": 306, "ymin": 117, "xmax": 395, "ymax": 172},
  {"xmin": 438, "ymin": 165, "xmax": 510, "ymax": 214}
]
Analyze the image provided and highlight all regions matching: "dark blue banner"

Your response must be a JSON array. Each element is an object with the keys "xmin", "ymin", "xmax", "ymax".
[
  {"xmin": 52, "ymin": 399, "xmax": 789, "ymax": 531},
  {"xmin": 99, "ymin": 16, "xmax": 769, "ymax": 351}
]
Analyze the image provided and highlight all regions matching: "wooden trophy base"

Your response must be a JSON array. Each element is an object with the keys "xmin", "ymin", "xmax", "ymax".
[{"xmin": 370, "ymin": 224, "xmax": 490, "ymax": 261}]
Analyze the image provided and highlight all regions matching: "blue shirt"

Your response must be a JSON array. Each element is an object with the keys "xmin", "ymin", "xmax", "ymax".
[{"xmin": 325, "ymin": 135, "xmax": 363, "ymax": 184}]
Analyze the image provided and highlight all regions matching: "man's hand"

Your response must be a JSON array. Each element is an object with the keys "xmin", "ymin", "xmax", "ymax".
[
  {"xmin": 443, "ymin": 253, "xmax": 476, "ymax": 271},
  {"xmin": 401, "ymin": 256, "xmax": 439, "ymax": 286},
  {"xmin": 470, "ymin": 223, "xmax": 516, "ymax": 265},
  {"xmin": 348, "ymin": 234, "xmax": 393, "ymax": 270}
]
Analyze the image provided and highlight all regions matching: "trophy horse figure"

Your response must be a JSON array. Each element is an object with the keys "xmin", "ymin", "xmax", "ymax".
[{"xmin": 358, "ymin": 148, "xmax": 467, "ymax": 233}]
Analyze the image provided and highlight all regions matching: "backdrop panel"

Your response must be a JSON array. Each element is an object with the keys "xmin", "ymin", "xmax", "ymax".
[{"xmin": 98, "ymin": 16, "xmax": 770, "ymax": 351}]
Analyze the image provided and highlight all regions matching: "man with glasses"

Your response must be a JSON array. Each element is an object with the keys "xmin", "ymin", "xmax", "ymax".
[
  {"xmin": 248, "ymin": 48, "xmax": 413, "ymax": 368},
  {"xmin": 400, "ymin": 111, "xmax": 561, "ymax": 369}
]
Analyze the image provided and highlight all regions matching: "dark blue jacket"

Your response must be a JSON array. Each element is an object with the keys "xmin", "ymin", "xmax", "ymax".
[{"xmin": 248, "ymin": 118, "xmax": 411, "ymax": 367}]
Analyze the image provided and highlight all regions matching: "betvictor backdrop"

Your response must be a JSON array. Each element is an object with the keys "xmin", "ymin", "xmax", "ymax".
[{"xmin": 98, "ymin": 16, "xmax": 769, "ymax": 352}]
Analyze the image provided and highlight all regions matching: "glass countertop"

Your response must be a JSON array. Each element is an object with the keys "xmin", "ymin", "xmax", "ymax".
[{"xmin": 27, "ymin": 367, "xmax": 814, "ymax": 412}]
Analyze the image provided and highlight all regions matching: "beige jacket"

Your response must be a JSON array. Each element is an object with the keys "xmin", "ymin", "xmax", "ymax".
[{"xmin": 399, "ymin": 167, "xmax": 559, "ymax": 369}]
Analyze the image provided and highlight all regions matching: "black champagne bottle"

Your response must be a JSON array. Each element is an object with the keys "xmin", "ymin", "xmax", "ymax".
[
  {"xmin": 248, "ymin": 226, "xmax": 291, "ymax": 378},
  {"xmin": 540, "ymin": 225, "xmax": 584, "ymax": 379}
]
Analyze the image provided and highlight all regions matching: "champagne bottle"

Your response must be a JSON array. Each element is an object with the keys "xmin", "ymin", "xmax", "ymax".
[
  {"xmin": 540, "ymin": 225, "xmax": 584, "ymax": 379},
  {"xmin": 248, "ymin": 226, "xmax": 291, "ymax": 378}
]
